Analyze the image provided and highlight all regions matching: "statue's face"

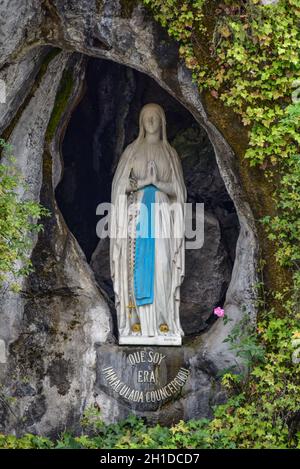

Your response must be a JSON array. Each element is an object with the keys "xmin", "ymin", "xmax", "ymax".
[{"xmin": 142, "ymin": 108, "xmax": 161, "ymax": 135}]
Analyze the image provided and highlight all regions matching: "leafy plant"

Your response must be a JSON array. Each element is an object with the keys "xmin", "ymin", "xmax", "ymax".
[
  {"xmin": 140, "ymin": 0, "xmax": 300, "ymax": 449},
  {"xmin": 0, "ymin": 139, "xmax": 49, "ymax": 291},
  {"xmin": 223, "ymin": 312, "xmax": 266, "ymax": 369},
  {"xmin": 1, "ymin": 0, "xmax": 300, "ymax": 451}
]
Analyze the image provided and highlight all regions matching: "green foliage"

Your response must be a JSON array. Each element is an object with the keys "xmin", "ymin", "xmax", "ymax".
[
  {"xmin": 141, "ymin": 0, "xmax": 300, "ymax": 304},
  {"xmin": 1, "ymin": 0, "xmax": 299, "ymax": 451},
  {"xmin": 143, "ymin": 0, "xmax": 205, "ymax": 40},
  {"xmin": 1, "ymin": 316, "xmax": 300, "ymax": 449},
  {"xmin": 0, "ymin": 433, "xmax": 54, "ymax": 449},
  {"xmin": 199, "ymin": 314, "xmax": 300, "ymax": 448},
  {"xmin": 0, "ymin": 413, "xmax": 211, "ymax": 449},
  {"xmin": 223, "ymin": 312, "xmax": 266, "ymax": 369},
  {"xmin": 0, "ymin": 310, "xmax": 300, "ymax": 449},
  {"xmin": 208, "ymin": 316, "xmax": 300, "ymax": 448},
  {"xmin": 140, "ymin": 0, "xmax": 300, "ymax": 448},
  {"xmin": 0, "ymin": 139, "xmax": 49, "ymax": 290},
  {"xmin": 142, "ymin": 0, "xmax": 300, "ymax": 305}
]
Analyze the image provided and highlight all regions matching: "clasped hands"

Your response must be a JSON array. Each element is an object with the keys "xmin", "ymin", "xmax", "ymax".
[
  {"xmin": 129, "ymin": 160, "xmax": 158, "ymax": 191},
  {"xmin": 144, "ymin": 160, "xmax": 158, "ymax": 186}
]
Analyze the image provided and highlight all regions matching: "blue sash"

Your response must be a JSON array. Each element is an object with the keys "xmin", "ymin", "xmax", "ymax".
[{"xmin": 134, "ymin": 185, "xmax": 157, "ymax": 306}]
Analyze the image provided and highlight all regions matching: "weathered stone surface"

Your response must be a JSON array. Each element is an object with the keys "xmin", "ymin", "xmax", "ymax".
[
  {"xmin": 0, "ymin": 0, "xmax": 42, "ymax": 68},
  {"xmin": 181, "ymin": 212, "xmax": 232, "ymax": 334},
  {"xmin": 91, "ymin": 211, "xmax": 233, "ymax": 337},
  {"xmin": 0, "ymin": 0, "xmax": 259, "ymax": 434},
  {"xmin": 0, "ymin": 51, "xmax": 71, "ymax": 351},
  {"xmin": 0, "ymin": 51, "xmax": 111, "ymax": 435},
  {"xmin": 0, "ymin": 46, "xmax": 48, "ymax": 134},
  {"xmin": 0, "ymin": 339, "xmax": 6, "ymax": 364},
  {"xmin": 59, "ymin": 58, "xmax": 237, "ymax": 336},
  {"xmin": 95, "ymin": 343, "xmax": 226, "ymax": 425}
]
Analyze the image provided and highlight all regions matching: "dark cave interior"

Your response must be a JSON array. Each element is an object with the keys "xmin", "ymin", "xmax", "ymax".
[{"xmin": 56, "ymin": 57, "xmax": 240, "ymax": 336}]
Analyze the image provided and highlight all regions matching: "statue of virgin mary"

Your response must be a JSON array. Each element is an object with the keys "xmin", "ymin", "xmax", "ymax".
[{"xmin": 110, "ymin": 103, "xmax": 186, "ymax": 346}]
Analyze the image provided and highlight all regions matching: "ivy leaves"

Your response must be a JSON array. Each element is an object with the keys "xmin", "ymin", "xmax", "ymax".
[
  {"xmin": 142, "ymin": 0, "xmax": 300, "ymax": 448},
  {"xmin": 0, "ymin": 139, "xmax": 49, "ymax": 291}
]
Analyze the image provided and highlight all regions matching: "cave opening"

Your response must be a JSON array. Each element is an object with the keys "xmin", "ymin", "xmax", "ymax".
[{"xmin": 55, "ymin": 57, "xmax": 240, "ymax": 337}]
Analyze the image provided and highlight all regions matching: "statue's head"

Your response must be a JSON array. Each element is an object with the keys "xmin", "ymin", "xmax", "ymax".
[{"xmin": 138, "ymin": 103, "xmax": 167, "ymax": 142}]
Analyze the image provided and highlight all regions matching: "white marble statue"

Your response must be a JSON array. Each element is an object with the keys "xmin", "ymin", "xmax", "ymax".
[{"xmin": 110, "ymin": 103, "xmax": 187, "ymax": 346}]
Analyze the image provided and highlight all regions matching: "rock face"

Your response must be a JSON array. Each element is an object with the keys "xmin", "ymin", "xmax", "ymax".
[
  {"xmin": 0, "ymin": 1, "xmax": 258, "ymax": 434},
  {"xmin": 95, "ymin": 344, "xmax": 226, "ymax": 425},
  {"xmin": 57, "ymin": 58, "xmax": 238, "ymax": 336}
]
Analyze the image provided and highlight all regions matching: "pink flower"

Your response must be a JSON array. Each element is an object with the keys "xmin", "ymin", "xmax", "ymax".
[{"xmin": 214, "ymin": 307, "xmax": 225, "ymax": 318}]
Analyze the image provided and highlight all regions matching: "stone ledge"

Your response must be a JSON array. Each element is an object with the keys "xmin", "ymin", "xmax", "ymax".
[{"xmin": 119, "ymin": 335, "xmax": 182, "ymax": 346}]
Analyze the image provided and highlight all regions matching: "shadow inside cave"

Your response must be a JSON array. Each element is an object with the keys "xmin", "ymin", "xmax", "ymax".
[{"xmin": 56, "ymin": 57, "xmax": 240, "ymax": 337}]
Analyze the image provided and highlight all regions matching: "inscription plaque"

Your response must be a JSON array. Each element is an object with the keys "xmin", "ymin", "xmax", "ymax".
[{"xmin": 96, "ymin": 346, "xmax": 190, "ymax": 412}]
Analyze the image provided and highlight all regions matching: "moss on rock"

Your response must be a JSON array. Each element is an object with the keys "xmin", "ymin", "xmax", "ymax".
[
  {"xmin": 45, "ymin": 69, "xmax": 74, "ymax": 144},
  {"xmin": 202, "ymin": 88, "xmax": 292, "ymax": 310},
  {"xmin": 120, "ymin": 0, "xmax": 140, "ymax": 18}
]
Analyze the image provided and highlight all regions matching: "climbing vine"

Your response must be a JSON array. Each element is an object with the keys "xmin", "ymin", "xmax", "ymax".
[
  {"xmin": 0, "ymin": 0, "xmax": 299, "ymax": 450},
  {"xmin": 143, "ymin": 0, "xmax": 300, "ymax": 302},
  {"xmin": 0, "ymin": 140, "xmax": 49, "ymax": 291},
  {"xmin": 139, "ymin": 0, "xmax": 300, "ymax": 447}
]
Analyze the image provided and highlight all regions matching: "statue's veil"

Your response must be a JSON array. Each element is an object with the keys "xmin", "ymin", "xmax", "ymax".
[{"xmin": 110, "ymin": 103, "xmax": 186, "ymax": 336}]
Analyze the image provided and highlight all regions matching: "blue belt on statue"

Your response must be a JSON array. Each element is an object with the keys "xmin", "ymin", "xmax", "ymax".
[{"xmin": 134, "ymin": 184, "xmax": 157, "ymax": 306}]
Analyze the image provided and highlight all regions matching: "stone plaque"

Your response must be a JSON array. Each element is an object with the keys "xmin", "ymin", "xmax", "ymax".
[{"xmin": 96, "ymin": 345, "xmax": 190, "ymax": 413}]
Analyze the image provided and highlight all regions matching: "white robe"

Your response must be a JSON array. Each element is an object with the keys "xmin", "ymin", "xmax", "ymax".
[{"xmin": 110, "ymin": 140, "xmax": 186, "ymax": 339}]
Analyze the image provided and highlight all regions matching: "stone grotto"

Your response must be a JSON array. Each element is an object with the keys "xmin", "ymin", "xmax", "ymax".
[{"xmin": 0, "ymin": 0, "xmax": 258, "ymax": 435}]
